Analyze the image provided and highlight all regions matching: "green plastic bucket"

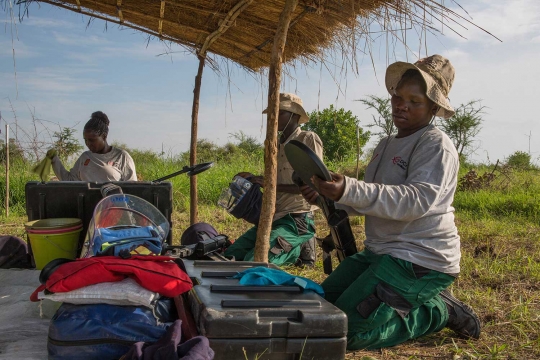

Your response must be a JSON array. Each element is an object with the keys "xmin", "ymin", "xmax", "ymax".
[
  {"xmin": 25, "ymin": 219, "xmax": 82, "ymax": 270},
  {"xmin": 25, "ymin": 218, "xmax": 82, "ymax": 231}
]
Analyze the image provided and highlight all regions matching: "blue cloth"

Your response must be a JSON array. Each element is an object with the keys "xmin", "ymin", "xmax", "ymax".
[{"xmin": 232, "ymin": 267, "xmax": 324, "ymax": 297}]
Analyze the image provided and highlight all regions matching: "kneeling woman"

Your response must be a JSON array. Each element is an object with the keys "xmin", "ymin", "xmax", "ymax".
[
  {"xmin": 300, "ymin": 55, "xmax": 480, "ymax": 350},
  {"xmin": 51, "ymin": 111, "xmax": 137, "ymax": 182}
]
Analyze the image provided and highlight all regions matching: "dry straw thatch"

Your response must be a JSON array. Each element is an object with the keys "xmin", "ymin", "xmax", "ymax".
[{"xmin": 10, "ymin": 0, "xmax": 485, "ymax": 71}]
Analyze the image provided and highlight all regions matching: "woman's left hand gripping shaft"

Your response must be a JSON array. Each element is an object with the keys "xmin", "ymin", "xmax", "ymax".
[
  {"xmin": 300, "ymin": 172, "xmax": 346, "ymax": 203},
  {"xmin": 312, "ymin": 172, "xmax": 346, "ymax": 202}
]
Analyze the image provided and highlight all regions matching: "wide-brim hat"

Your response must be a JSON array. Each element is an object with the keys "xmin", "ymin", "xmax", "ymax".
[
  {"xmin": 385, "ymin": 54, "xmax": 455, "ymax": 119},
  {"xmin": 262, "ymin": 92, "xmax": 310, "ymax": 124}
]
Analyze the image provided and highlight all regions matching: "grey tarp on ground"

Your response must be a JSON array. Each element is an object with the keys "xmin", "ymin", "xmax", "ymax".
[{"xmin": 0, "ymin": 269, "xmax": 55, "ymax": 359}]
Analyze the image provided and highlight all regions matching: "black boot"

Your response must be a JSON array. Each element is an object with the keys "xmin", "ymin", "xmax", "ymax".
[
  {"xmin": 295, "ymin": 237, "xmax": 316, "ymax": 268},
  {"xmin": 440, "ymin": 289, "xmax": 481, "ymax": 339}
]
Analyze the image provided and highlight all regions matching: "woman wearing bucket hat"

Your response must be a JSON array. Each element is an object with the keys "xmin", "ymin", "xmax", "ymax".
[
  {"xmin": 224, "ymin": 93, "xmax": 323, "ymax": 266},
  {"xmin": 300, "ymin": 55, "xmax": 480, "ymax": 349}
]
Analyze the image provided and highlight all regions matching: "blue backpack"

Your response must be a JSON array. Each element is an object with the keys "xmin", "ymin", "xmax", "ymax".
[{"xmin": 92, "ymin": 226, "xmax": 163, "ymax": 256}]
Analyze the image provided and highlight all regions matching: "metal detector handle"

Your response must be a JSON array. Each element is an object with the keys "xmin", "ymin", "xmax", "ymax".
[
  {"xmin": 152, "ymin": 162, "xmax": 214, "ymax": 183},
  {"xmin": 163, "ymin": 234, "xmax": 231, "ymax": 259},
  {"xmin": 327, "ymin": 209, "xmax": 358, "ymax": 261},
  {"xmin": 100, "ymin": 183, "xmax": 124, "ymax": 197}
]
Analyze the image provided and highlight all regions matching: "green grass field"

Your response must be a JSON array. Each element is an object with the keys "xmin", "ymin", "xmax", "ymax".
[{"xmin": 1, "ymin": 148, "xmax": 539, "ymax": 359}]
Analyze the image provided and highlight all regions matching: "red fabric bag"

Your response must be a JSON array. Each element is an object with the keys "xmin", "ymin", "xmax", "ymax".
[{"xmin": 31, "ymin": 256, "xmax": 192, "ymax": 302}]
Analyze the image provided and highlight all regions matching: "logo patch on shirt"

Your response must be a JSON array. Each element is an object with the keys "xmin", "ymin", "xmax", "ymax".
[
  {"xmin": 392, "ymin": 156, "xmax": 408, "ymax": 170},
  {"xmin": 107, "ymin": 161, "xmax": 121, "ymax": 170},
  {"xmin": 83, "ymin": 159, "xmax": 91, "ymax": 166}
]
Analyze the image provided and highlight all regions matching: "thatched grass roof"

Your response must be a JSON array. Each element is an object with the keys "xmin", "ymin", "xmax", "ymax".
[{"xmin": 11, "ymin": 0, "xmax": 482, "ymax": 71}]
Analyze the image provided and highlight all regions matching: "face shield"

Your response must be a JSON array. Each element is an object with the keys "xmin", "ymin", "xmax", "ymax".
[{"xmin": 81, "ymin": 194, "xmax": 169, "ymax": 258}]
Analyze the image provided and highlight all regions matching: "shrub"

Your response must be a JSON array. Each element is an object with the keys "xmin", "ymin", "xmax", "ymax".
[
  {"xmin": 458, "ymin": 169, "xmax": 496, "ymax": 191},
  {"xmin": 505, "ymin": 151, "xmax": 531, "ymax": 169},
  {"xmin": 304, "ymin": 105, "xmax": 370, "ymax": 162}
]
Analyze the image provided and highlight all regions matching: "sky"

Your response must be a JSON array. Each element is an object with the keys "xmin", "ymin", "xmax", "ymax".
[{"xmin": 1, "ymin": 0, "xmax": 539, "ymax": 164}]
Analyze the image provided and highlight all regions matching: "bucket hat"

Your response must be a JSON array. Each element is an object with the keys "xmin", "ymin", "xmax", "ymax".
[
  {"xmin": 262, "ymin": 93, "xmax": 310, "ymax": 124},
  {"xmin": 385, "ymin": 54, "xmax": 455, "ymax": 119}
]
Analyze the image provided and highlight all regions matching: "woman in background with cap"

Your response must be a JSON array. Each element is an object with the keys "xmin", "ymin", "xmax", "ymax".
[
  {"xmin": 50, "ymin": 111, "xmax": 137, "ymax": 182},
  {"xmin": 300, "ymin": 55, "xmax": 480, "ymax": 349}
]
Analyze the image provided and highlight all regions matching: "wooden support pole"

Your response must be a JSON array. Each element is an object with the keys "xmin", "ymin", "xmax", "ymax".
[
  {"xmin": 187, "ymin": 1, "xmax": 253, "ymax": 225},
  {"xmin": 5, "ymin": 124, "xmax": 9, "ymax": 217},
  {"xmin": 116, "ymin": 0, "xmax": 124, "ymax": 23},
  {"xmin": 158, "ymin": 0, "xmax": 165, "ymax": 36},
  {"xmin": 189, "ymin": 56, "xmax": 205, "ymax": 225},
  {"xmin": 198, "ymin": 0, "xmax": 253, "ymax": 56},
  {"xmin": 254, "ymin": 0, "xmax": 298, "ymax": 262},
  {"xmin": 356, "ymin": 125, "xmax": 360, "ymax": 179}
]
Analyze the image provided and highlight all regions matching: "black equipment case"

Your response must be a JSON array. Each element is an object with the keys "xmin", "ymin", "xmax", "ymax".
[
  {"xmin": 25, "ymin": 181, "xmax": 173, "ymax": 255},
  {"xmin": 183, "ymin": 260, "xmax": 348, "ymax": 360}
]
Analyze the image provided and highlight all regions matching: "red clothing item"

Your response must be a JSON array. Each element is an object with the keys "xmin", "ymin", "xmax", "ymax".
[{"xmin": 31, "ymin": 256, "xmax": 192, "ymax": 302}]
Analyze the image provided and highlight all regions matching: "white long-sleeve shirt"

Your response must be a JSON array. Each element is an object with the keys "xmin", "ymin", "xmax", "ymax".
[
  {"xmin": 337, "ymin": 125, "xmax": 461, "ymax": 274},
  {"xmin": 51, "ymin": 147, "xmax": 137, "ymax": 182}
]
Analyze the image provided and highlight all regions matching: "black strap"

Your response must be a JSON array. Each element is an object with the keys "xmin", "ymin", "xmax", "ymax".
[
  {"xmin": 317, "ymin": 234, "xmax": 335, "ymax": 275},
  {"xmin": 39, "ymin": 258, "xmax": 75, "ymax": 285},
  {"xmin": 322, "ymin": 250, "xmax": 332, "ymax": 275}
]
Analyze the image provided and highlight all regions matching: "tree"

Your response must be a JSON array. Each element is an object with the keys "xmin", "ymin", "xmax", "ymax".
[
  {"xmin": 304, "ymin": 105, "xmax": 370, "ymax": 162},
  {"xmin": 438, "ymin": 100, "xmax": 485, "ymax": 158},
  {"xmin": 53, "ymin": 127, "xmax": 83, "ymax": 162},
  {"xmin": 0, "ymin": 138, "xmax": 26, "ymax": 163},
  {"xmin": 505, "ymin": 151, "xmax": 531, "ymax": 169},
  {"xmin": 229, "ymin": 131, "xmax": 263, "ymax": 153},
  {"xmin": 356, "ymin": 95, "xmax": 395, "ymax": 139}
]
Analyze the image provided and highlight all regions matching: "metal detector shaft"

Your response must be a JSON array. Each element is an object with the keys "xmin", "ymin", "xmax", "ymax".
[
  {"xmin": 152, "ymin": 166, "xmax": 191, "ymax": 183},
  {"xmin": 152, "ymin": 162, "xmax": 214, "ymax": 183},
  {"xmin": 292, "ymin": 172, "xmax": 357, "ymax": 264},
  {"xmin": 316, "ymin": 196, "xmax": 358, "ymax": 262}
]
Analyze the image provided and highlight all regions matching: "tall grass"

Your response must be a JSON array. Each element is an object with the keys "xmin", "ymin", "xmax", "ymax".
[
  {"xmin": 454, "ymin": 168, "xmax": 540, "ymax": 223},
  {"xmin": 455, "ymin": 190, "xmax": 540, "ymax": 221},
  {"xmin": 0, "ymin": 157, "xmax": 36, "ymax": 216},
  {"xmin": 2, "ymin": 144, "xmax": 540, "ymax": 358},
  {"xmin": 131, "ymin": 145, "xmax": 264, "ymax": 212},
  {"xmin": 2, "ymin": 143, "xmax": 540, "ymax": 226},
  {"xmin": 0, "ymin": 142, "xmax": 265, "ymax": 217}
]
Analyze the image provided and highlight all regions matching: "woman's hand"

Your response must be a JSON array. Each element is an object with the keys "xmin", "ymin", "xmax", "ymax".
[
  {"xmin": 311, "ymin": 172, "xmax": 346, "ymax": 202},
  {"xmin": 250, "ymin": 176, "xmax": 264, "ymax": 187},
  {"xmin": 46, "ymin": 148, "xmax": 57, "ymax": 160},
  {"xmin": 299, "ymin": 184, "xmax": 320, "ymax": 205},
  {"xmin": 235, "ymin": 172, "xmax": 264, "ymax": 187},
  {"xmin": 235, "ymin": 172, "xmax": 253, "ymax": 179}
]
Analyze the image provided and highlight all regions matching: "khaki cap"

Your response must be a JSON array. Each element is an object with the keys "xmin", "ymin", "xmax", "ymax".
[
  {"xmin": 262, "ymin": 93, "xmax": 310, "ymax": 124},
  {"xmin": 385, "ymin": 54, "xmax": 455, "ymax": 119}
]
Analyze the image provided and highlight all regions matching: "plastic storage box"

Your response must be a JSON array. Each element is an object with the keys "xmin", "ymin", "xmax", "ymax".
[{"xmin": 183, "ymin": 260, "xmax": 348, "ymax": 360}]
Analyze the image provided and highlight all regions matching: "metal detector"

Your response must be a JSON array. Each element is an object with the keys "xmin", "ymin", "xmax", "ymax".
[{"xmin": 284, "ymin": 140, "xmax": 357, "ymax": 274}]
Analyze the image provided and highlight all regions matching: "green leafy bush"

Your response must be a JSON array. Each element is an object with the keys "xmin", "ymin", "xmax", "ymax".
[
  {"xmin": 505, "ymin": 151, "xmax": 531, "ymax": 169},
  {"xmin": 304, "ymin": 105, "xmax": 370, "ymax": 162}
]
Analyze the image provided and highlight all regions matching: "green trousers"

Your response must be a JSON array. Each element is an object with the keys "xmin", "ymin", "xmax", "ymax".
[
  {"xmin": 224, "ymin": 213, "xmax": 315, "ymax": 266},
  {"xmin": 322, "ymin": 249, "xmax": 455, "ymax": 350}
]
